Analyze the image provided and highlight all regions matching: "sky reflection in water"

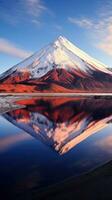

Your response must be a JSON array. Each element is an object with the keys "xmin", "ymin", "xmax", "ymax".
[{"xmin": 0, "ymin": 96, "xmax": 112, "ymax": 196}]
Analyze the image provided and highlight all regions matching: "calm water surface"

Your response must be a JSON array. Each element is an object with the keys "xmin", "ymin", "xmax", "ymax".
[{"xmin": 0, "ymin": 96, "xmax": 112, "ymax": 198}]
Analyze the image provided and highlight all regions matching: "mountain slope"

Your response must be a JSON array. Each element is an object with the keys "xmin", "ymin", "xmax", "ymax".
[{"xmin": 0, "ymin": 36, "xmax": 112, "ymax": 92}]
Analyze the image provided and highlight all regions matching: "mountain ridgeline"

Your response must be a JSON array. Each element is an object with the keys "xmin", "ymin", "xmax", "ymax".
[{"xmin": 0, "ymin": 36, "xmax": 112, "ymax": 93}]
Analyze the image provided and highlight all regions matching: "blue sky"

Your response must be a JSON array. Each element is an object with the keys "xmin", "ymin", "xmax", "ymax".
[{"xmin": 0, "ymin": 0, "xmax": 112, "ymax": 73}]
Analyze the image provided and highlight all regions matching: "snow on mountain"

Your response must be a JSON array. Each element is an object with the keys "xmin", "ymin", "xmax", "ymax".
[{"xmin": 0, "ymin": 36, "xmax": 112, "ymax": 82}]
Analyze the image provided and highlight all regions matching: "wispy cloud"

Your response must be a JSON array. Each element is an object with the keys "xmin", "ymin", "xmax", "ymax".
[
  {"xmin": 68, "ymin": 17, "xmax": 93, "ymax": 29},
  {"xmin": 96, "ymin": 21, "xmax": 112, "ymax": 56},
  {"xmin": 68, "ymin": 2, "xmax": 112, "ymax": 57},
  {"xmin": 0, "ymin": 0, "xmax": 48, "ymax": 25},
  {"xmin": 31, "ymin": 19, "xmax": 42, "ymax": 26},
  {"xmin": 26, "ymin": 0, "xmax": 47, "ymax": 17},
  {"xmin": 0, "ymin": 38, "xmax": 32, "ymax": 59},
  {"xmin": 53, "ymin": 24, "xmax": 63, "ymax": 31}
]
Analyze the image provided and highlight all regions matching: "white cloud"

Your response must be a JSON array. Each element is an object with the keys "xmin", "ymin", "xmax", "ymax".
[
  {"xmin": 53, "ymin": 24, "xmax": 63, "ymax": 31},
  {"xmin": 0, "ymin": 0, "xmax": 47, "ymax": 25},
  {"xmin": 68, "ymin": 3, "xmax": 112, "ymax": 57},
  {"xmin": 0, "ymin": 38, "xmax": 32, "ymax": 59},
  {"xmin": 31, "ymin": 19, "xmax": 41, "ymax": 26},
  {"xmin": 68, "ymin": 17, "xmax": 93, "ymax": 29},
  {"xmin": 26, "ymin": 0, "xmax": 47, "ymax": 17},
  {"xmin": 96, "ymin": 22, "xmax": 112, "ymax": 56}
]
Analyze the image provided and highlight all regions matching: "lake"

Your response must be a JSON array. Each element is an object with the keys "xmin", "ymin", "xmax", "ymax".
[{"xmin": 0, "ymin": 96, "xmax": 112, "ymax": 199}]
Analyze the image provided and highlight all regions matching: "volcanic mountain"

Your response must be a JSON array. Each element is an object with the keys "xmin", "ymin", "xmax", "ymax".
[{"xmin": 0, "ymin": 36, "xmax": 112, "ymax": 93}]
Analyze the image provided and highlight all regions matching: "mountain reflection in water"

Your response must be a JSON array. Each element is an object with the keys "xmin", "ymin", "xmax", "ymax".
[
  {"xmin": 1, "ymin": 96, "xmax": 112, "ymax": 198},
  {"xmin": 3, "ymin": 97, "xmax": 112, "ymax": 154}
]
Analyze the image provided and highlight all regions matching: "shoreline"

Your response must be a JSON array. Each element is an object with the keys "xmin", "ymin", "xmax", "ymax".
[{"xmin": 0, "ymin": 93, "xmax": 112, "ymax": 96}]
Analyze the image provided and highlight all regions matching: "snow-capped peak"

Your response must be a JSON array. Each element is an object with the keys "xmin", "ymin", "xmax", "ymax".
[
  {"xmin": 53, "ymin": 35, "xmax": 111, "ymax": 75},
  {"xmin": 0, "ymin": 35, "xmax": 112, "ymax": 81}
]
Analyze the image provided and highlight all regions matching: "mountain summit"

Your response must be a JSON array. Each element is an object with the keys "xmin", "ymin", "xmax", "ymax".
[{"xmin": 0, "ymin": 36, "xmax": 112, "ymax": 93}]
